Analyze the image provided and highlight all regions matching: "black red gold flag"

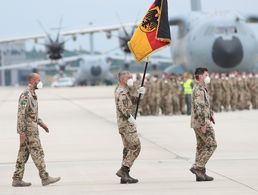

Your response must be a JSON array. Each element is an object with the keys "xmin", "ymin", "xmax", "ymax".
[{"xmin": 128, "ymin": 0, "xmax": 171, "ymax": 62}]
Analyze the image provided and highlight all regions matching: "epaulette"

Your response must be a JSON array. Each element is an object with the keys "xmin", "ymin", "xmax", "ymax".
[
  {"xmin": 117, "ymin": 87, "xmax": 128, "ymax": 95},
  {"xmin": 22, "ymin": 89, "xmax": 30, "ymax": 97}
]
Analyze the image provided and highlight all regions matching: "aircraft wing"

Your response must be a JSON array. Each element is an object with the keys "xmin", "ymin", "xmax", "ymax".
[
  {"xmin": 0, "ymin": 23, "xmax": 135, "ymax": 44},
  {"xmin": 61, "ymin": 23, "xmax": 135, "ymax": 36},
  {"xmin": 0, "ymin": 55, "xmax": 82, "ymax": 71},
  {"xmin": 109, "ymin": 55, "xmax": 173, "ymax": 64},
  {"xmin": 0, "ymin": 34, "xmax": 46, "ymax": 44}
]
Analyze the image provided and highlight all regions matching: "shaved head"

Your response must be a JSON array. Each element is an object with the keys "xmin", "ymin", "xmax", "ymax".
[
  {"xmin": 27, "ymin": 73, "xmax": 42, "ymax": 91},
  {"xmin": 27, "ymin": 73, "xmax": 40, "ymax": 84}
]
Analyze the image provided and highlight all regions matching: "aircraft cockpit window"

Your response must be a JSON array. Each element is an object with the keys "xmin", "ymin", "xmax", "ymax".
[{"xmin": 214, "ymin": 26, "xmax": 237, "ymax": 34}]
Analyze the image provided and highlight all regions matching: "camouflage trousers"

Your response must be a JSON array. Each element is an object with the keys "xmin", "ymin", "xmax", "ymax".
[
  {"xmin": 193, "ymin": 124, "xmax": 217, "ymax": 169},
  {"xmin": 184, "ymin": 94, "xmax": 192, "ymax": 115},
  {"xmin": 237, "ymin": 92, "xmax": 246, "ymax": 110},
  {"xmin": 222, "ymin": 93, "xmax": 231, "ymax": 111},
  {"xmin": 251, "ymin": 92, "xmax": 258, "ymax": 109},
  {"xmin": 13, "ymin": 134, "xmax": 49, "ymax": 180},
  {"xmin": 213, "ymin": 95, "xmax": 222, "ymax": 112},
  {"xmin": 172, "ymin": 95, "xmax": 180, "ymax": 114},
  {"xmin": 231, "ymin": 91, "xmax": 238, "ymax": 111},
  {"xmin": 150, "ymin": 97, "xmax": 160, "ymax": 115},
  {"xmin": 120, "ymin": 131, "xmax": 141, "ymax": 168},
  {"xmin": 160, "ymin": 96, "xmax": 172, "ymax": 115}
]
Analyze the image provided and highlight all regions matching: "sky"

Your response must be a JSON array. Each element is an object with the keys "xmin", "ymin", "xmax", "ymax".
[{"xmin": 1, "ymin": 0, "xmax": 258, "ymax": 57}]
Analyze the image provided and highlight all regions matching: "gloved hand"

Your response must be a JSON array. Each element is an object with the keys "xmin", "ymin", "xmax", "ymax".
[
  {"xmin": 128, "ymin": 114, "xmax": 137, "ymax": 126},
  {"xmin": 137, "ymin": 86, "xmax": 145, "ymax": 95}
]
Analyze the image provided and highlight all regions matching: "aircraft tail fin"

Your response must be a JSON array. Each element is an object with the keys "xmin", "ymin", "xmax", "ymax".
[{"xmin": 191, "ymin": 0, "xmax": 202, "ymax": 11}]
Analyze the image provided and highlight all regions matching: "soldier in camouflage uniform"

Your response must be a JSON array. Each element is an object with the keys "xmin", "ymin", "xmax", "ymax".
[
  {"xmin": 115, "ymin": 71, "xmax": 145, "ymax": 184},
  {"xmin": 243, "ymin": 73, "xmax": 251, "ymax": 109},
  {"xmin": 179, "ymin": 74, "xmax": 186, "ymax": 115},
  {"xmin": 190, "ymin": 68, "xmax": 217, "ymax": 182},
  {"xmin": 229, "ymin": 72, "xmax": 238, "ymax": 111},
  {"xmin": 170, "ymin": 74, "xmax": 181, "ymax": 115},
  {"xmin": 221, "ymin": 74, "xmax": 232, "ymax": 111},
  {"xmin": 12, "ymin": 73, "xmax": 61, "ymax": 187},
  {"xmin": 149, "ymin": 75, "xmax": 161, "ymax": 115},
  {"xmin": 236, "ymin": 73, "xmax": 248, "ymax": 110},
  {"xmin": 211, "ymin": 73, "xmax": 222, "ymax": 112},
  {"xmin": 160, "ymin": 73, "xmax": 172, "ymax": 115},
  {"xmin": 140, "ymin": 76, "xmax": 152, "ymax": 115}
]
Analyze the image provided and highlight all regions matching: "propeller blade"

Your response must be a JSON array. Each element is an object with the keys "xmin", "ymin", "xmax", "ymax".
[
  {"xmin": 56, "ymin": 16, "xmax": 63, "ymax": 42},
  {"xmin": 115, "ymin": 12, "xmax": 130, "ymax": 37},
  {"xmin": 37, "ymin": 20, "xmax": 53, "ymax": 43}
]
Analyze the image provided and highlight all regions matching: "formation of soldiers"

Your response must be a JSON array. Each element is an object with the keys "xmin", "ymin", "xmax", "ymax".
[{"xmin": 137, "ymin": 71, "xmax": 258, "ymax": 116}]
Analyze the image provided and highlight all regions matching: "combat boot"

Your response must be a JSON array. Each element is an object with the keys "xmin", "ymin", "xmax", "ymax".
[
  {"xmin": 116, "ymin": 166, "xmax": 129, "ymax": 178},
  {"xmin": 203, "ymin": 168, "xmax": 214, "ymax": 181},
  {"xmin": 42, "ymin": 176, "xmax": 61, "ymax": 186},
  {"xmin": 116, "ymin": 166, "xmax": 138, "ymax": 184},
  {"xmin": 12, "ymin": 179, "xmax": 31, "ymax": 187},
  {"xmin": 190, "ymin": 167, "xmax": 206, "ymax": 182},
  {"xmin": 120, "ymin": 171, "xmax": 139, "ymax": 184}
]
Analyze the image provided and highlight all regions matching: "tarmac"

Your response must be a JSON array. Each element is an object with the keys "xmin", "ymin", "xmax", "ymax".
[{"xmin": 0, "ymin": 86, "xmax": 258, "ymax": 195}]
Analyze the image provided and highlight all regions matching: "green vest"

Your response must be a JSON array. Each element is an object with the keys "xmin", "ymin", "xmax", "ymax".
[{"xmin": 184, "ymin": 79, "xmax": 193, "ymax": 95}]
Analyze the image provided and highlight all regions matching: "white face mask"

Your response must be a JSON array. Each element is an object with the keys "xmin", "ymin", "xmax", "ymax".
[
  {"xmin": 37, "ymin": 81, "xmax": 43, "ymax": 89},
  {"xmin": 126, "ymin": 78, "xmax": 134, "ymax": 87},
  {"xmin": 204, "ymin": 76, "xmax": 211, "ymax": 84}
]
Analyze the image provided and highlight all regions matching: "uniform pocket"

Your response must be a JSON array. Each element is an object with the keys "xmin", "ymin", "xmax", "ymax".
[{"xmin": 119, "ymin": 125, "xmax": 136, "ymax": 134}]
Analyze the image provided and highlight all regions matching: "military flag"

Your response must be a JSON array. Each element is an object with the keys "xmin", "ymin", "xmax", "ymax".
[{"xmin": 128, "ymin": 0, "xmax": 171, "ymax": 62}]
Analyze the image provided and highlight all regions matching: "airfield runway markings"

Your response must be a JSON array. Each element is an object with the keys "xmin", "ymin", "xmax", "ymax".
[
  {"xmin": 208, "ymin": 169, "xmax": 258, "ymax": 192},
  {"xmin": 0, "ymin": 87, "xmax": 257, "ymax": 194},
  {"xmin": 46, "ymin": 92, "xmax": 258, "ymax": 192}
]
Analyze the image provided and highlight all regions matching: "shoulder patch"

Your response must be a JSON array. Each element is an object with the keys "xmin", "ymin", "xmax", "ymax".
[
  {"xmin": 20, "ymin": 99, "xmax": 28, "ymax": 107},
  {"xmin": 24, "ymin": 91, "xmax": 29, "ymax": 96}
]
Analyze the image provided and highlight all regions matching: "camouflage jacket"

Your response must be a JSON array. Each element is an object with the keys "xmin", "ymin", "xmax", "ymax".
[
  {"xmin": 17, "ymin": 86, "xmax": 43, "ymax": 134},
  {"xmin": 161, "ymin": 80, "xmax": 172, "ymax": 97},
  {"xmin": 191, "ymin": 82, "xmax": 213, "ymax": 129},
  {"xmin": 115, "ymin": 86, "xmax": 137, "ymax": 130}
]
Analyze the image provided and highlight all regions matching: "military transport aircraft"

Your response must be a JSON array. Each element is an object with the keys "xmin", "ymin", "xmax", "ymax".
[
  {"xmin": 0, "ymin": 23, "xmax": 135, "ymax": 85},
  {"xmin": 166, "ymin": 0, "xmax": 258, "ymax": 74}
]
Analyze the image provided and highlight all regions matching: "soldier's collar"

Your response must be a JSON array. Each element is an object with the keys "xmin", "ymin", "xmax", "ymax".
[
  {"xmin": 196, "ymin": 80, "xmax": 204, "ymax": 86},
  {"xmin": 27, "ymin": 85, "xmax": 37, "ymax": 98}
]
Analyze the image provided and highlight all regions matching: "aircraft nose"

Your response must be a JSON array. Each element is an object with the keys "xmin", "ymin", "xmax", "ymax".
[
  {"xmin": 212, "ymin": 36, "xmax": 243, "ymax": 68},
  {"xmin": 91, "ymin": 66, "xmax": 102, "ymax": 76}
]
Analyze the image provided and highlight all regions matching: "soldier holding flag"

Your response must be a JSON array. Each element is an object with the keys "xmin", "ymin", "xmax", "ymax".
[
  {"xmin": 115, "ymin": 71, "xmax": 145, "ymax": 184},
  {"xmin": 114, "ymin": 0, "xmax": 171, "ymax": 184}
]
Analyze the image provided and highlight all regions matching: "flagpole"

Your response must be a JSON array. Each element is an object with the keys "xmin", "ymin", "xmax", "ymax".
[{"xmin": 134, "ymin": 60, "xmax": 149, "ymax": 119}]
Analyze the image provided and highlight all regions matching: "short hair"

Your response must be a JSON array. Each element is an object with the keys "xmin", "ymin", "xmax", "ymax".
[
  {"xmin": 117, "ymin": 71, "xmax": 130, "ymax": 82},
  {"xmin": 194, "ymin": 67, "xmax": 208, "ymax": 80},
  {"xmin": 27, "ymin": 73, "xmax": 39, "ymax": 83}
]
